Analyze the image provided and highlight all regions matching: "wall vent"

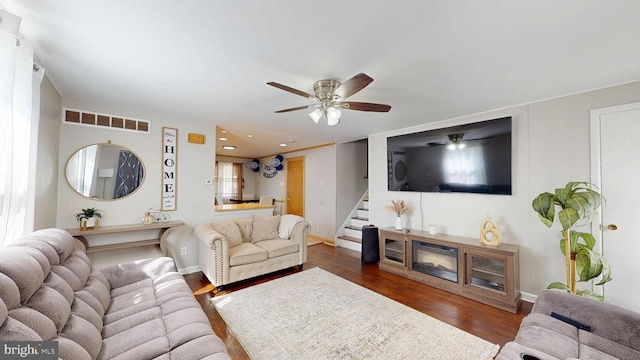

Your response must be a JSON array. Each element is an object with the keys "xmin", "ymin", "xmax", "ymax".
[{"xmin": 62, "ymin": 107, "xmax": 151, "ymax": 134}]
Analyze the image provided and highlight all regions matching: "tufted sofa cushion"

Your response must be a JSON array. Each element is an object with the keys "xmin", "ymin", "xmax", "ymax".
[{"xmin": 0, "ymin": 228, "xmax": 230, "ymax": 360}]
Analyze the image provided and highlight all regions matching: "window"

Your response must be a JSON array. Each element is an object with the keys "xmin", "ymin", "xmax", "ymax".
[{"xmin": 215, "ymin": 161, "xmax": 243, "ymax": 199}]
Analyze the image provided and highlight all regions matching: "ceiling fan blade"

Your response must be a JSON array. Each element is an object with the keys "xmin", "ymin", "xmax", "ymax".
[
  {"xmin": 341, "ymin": 101, "xmax": 391, "ymax": 112},
  {"xmin": 333, "ymin": 73, "xmax": 374, "ymax": 100},
  {"xmin": 274, "ymin": 104, "xmax": 318, "ymax": 113},
  {"xmin": 267, "ymin": 82, "xmax": 317, "ymax": 100}
]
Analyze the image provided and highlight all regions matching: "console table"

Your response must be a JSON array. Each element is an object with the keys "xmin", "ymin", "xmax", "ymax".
[
  {"xmin": 379, "ymin": 227, "xmax": 521, "ymax": 313},
  {"xmin": 65, "ymin": 220, "xmax": 185, "ymax": 256}
]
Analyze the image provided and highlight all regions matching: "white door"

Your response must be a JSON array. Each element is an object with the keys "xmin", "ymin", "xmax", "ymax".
[{"xmin": 591, "ymin": 102, "xmax": 640, "ymax": 312}]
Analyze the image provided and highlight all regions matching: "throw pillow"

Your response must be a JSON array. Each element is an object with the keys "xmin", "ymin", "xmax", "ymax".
[
  {"xmin": 211, "ymin": 220, "xmax": 243, "ymax": 248},
  {"xmin": 251, "ymin": 215, "xmax": 281, "ymax": 243},
  {"xmin": 235, "ymin": 218, "xmax": 253, "ymax": 243}
]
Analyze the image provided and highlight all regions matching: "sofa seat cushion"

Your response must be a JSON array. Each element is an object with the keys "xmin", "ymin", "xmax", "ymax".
[
  {"xmin": 229, "ymin": 243, "xmax": 268, "ymax": 266},
  {"xmin": 255, "ymin": 239, "xmax": 300, "ymax": 259}
]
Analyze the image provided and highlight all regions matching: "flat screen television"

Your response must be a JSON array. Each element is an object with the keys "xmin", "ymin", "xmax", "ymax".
[{"xmin": 387, "ymin": 116, "xmax": 512, "ymax": 195}]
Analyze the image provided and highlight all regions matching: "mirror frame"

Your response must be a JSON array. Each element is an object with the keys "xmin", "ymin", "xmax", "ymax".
[{"xmin": 65, "ymin": 142, "xmax": 146, "ymax": 201}]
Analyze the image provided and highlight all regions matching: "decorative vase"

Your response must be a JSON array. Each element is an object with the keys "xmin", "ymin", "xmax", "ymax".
[{"xmin": 395, "ymin": 216, "xmax": 403, "ymax": 231}]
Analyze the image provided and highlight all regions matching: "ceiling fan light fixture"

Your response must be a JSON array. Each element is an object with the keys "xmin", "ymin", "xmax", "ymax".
[
  {"xmin": 327, "ymin": 107, "xmax": 341, "ymax": 126},
  {"xmin": 446, "ymin": 142, "xmax": 457, "ymax": 151},
  {"xmin": 457, "ymin": 142, "xmax": 466, "ymax": 149},
  {"xmin": 309, "ymin": 108, "xmax": 322, "ymax": 124}
]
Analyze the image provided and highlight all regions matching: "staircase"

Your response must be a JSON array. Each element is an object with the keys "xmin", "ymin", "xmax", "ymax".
[{"xmin": 335, "ymin": 192, "xmax": 370, "ymax": 252}]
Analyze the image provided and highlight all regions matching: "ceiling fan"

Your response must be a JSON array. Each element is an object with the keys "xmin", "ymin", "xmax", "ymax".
[
  {"xmin": 427, "ymin": 133, "xmax": 491, "ymax": 150},
  {"xmin": 267, "ymin": 73, "xmax": 391, "ymax": 126}
]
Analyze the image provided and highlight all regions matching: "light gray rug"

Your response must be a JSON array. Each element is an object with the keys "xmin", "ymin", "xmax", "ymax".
[{"xmin": 211, "ymin": 267, "xmax": 500, "ymax": 360}]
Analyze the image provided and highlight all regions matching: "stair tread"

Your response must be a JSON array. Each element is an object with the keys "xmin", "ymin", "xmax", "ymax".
[
  {"xmin": 351, "ymin": 216, "xmax": 369, "ymax": 221},
  {"xmin": 337, "ymin": 235, "xmax": 362, "ymax": 244},
  {"xmin": 345, "ymin": 225, "xmax": 363, "ymax": 231},
  {"xmin": 357, "ymin": 208, "xmax": 368, "ymax": 211}
]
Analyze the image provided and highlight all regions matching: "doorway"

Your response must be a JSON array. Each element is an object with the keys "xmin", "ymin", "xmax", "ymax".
[
  {"xmin": 285, "ymin": 156, "xmax": 304, "ymax": 217},
  {"xmin": 591, "ymin": 101, "xmax": 640, "ymax": 312}
]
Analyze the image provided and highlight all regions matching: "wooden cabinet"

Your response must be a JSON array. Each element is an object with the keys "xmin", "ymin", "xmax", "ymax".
[
  {"xmin": 379, "ymin": 227, "xmax": 521, "ymax": 313},
  {"xmin": 380, "ymin": 231, "xmax": 408, "ymax": 271}
]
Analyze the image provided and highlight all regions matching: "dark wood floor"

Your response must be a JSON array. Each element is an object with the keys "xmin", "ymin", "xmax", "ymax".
[{"xmin": 185, "ymin": 244, "xmax": 532, "ymax": 360}]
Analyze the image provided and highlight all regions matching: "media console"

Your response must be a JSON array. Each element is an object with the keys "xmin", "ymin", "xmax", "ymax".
[{"xmin": 379, "ymin": 227, "xmax": 521, "ymax": 313}]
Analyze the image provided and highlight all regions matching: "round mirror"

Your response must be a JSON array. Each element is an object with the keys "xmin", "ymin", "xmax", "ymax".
[{"xmin": 65, "ymin": 143, "xmax": 145, "ymax": 200}]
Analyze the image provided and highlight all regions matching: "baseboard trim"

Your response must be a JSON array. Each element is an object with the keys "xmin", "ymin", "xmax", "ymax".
[
  {"xmin": 178, "ymin": 265, "xmax": 201, "ymax": 275},
  {"xmin": 521, "ymin": 291, "xmax": 536, "ymax": 304},
  {"xmin": 308, "ymin": 234, "xmax": 335, "ymax": 246}
]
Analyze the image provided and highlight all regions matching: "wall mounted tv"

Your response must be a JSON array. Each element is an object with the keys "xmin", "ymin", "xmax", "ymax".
[{"xmin": 387, "ymin": 116, "xmax": 512, "ymax": 195}]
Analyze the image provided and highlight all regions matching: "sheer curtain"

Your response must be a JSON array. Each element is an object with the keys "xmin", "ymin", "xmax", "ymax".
[
  {"xmin": 443, "ymin": 146, "xmax": 487, "ymax": 185},
  {"xmin": 215, "ymin": 161, "xmax": 243, "ymax": 199},
  {"xmin": 0, "ymin": 10, "xmax": 44, "ymax": 244}
]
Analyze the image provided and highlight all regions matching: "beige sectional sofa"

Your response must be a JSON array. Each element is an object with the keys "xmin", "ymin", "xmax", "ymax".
[
  {"xmin": 0, "ymin": 228, "xmax": 230, "ymax": 360},
  {"xmin": 497, "ymin": 290, "xmax": 640, "ymax": 360},
  {"xmin": 196, "ymin": 214, "xmax": 310, "ymax": 291}
]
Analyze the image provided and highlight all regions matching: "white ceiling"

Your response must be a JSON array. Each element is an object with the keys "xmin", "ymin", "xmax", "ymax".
[{"xmin": 4, "ymin": 1, "xmax": 640, "ymax": 158}]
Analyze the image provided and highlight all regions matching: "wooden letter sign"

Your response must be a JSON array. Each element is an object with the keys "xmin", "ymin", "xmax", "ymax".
[{"xmin": 162, "ymin": 127, "xmax": 178, "ymax": 211}]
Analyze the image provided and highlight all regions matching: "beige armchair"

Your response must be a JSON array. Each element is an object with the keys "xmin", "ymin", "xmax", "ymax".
[{"xmin": 195, "ymin": 214, "xmax": 310, "ymax": 291}]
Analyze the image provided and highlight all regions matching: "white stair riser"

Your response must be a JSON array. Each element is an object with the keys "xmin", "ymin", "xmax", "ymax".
[
  {"xmin": 337, "ymin": 239, "xmax": 361, "ymax": 252},
  {"xmin": 362, "ymin": 202, "xmax": 369, "ymax": 210},
  {"xmin": 357, "ymin": 209, "xmax": 369, "ymax": 218},
  {"xmin": 345, "ymin": 228, "xmax": 363, "ymax": 238},
  {"xmin": 350, "ymin": 218, "xmax": 369, "ymax": 228}
]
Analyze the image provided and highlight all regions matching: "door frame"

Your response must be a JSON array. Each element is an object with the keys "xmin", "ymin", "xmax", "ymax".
[
  {"xmin": 589, "ymin": 101, "xmax": 640, "ymax": 296},
  {"xmin": 285, "ymin": 156, "xmax": 305, "ymax": 217}
]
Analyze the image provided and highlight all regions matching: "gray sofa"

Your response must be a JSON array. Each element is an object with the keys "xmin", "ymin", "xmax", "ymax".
[
  {"xmin": 497, "ymin": 290, "xmax": 640, "ymax": 360},
  {"xmin": 196, "ymin": 214, "xmax": 310, "ymax": 291},
  {"xmin": 0, "ymin": 228, "xmax": 230, "ymax": 360}
]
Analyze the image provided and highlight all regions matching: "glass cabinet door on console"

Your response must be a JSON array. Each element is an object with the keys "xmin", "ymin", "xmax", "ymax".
[
  {"xmin": 379, "ymin": 232, "xmax": 408, "ymax": 271},
  {"xmin": 464, "ymin": 248, "xmax": 515, "ymax": 302}
]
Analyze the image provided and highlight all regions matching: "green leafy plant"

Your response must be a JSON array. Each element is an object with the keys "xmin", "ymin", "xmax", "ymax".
[
  {"xmin": 74, "ymin": 208, "xmax": 103, "ymax": 222},
  {"xmin": 532, "ymin": 181, "xmax": 611, "ymax": 299}
]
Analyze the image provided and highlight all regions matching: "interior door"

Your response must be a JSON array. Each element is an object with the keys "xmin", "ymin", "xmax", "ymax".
[
  {"xmin": 591, "ymin": 102, "xmax": 640, "ymax": 312},
  {"xmin": 286, "ymin": 156, "xmax": 304, "ymax": 217}
]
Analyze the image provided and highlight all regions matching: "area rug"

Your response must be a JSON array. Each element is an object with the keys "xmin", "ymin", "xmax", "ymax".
[{"xmin": 211, "ymin": 267, "xmax": 500, "ymax": 359}]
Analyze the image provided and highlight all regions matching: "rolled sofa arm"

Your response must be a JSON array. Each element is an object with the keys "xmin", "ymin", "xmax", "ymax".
[{"xmin": 194, "ymin": 224, "xmax": 231, "ymax": 287}]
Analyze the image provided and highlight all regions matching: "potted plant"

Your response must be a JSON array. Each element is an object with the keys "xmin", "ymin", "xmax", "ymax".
[
  {"xmin": 532, "ymin": 181, "xmax": 611, "ymax": 299},
  {"xmin": 75, "ymin": 207, "xmax": 102, "ymax": 230}
]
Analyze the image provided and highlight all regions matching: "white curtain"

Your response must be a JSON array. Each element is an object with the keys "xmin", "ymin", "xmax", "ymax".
[
  {"xmin": 0, "ymin": 11, "xmax": 44, "ymax": 244},
  {"xmin": 444, "ymin": 145, "xmax": 487, "ymax": 185},
  {"xmin": 215, "ymin": 161, "xmax": 242, "ymax": 199}
]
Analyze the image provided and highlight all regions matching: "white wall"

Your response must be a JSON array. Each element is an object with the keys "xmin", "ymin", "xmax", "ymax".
[
  {"xmin": 336, "ymin": 140, "xmax": 369, "ymax": 227},
  {"xmin": 55, "ymin": 99, "xmax": 217, "ymax": 272},
  {"xmin": 34, "ymin": 76, "xmax": 61, "ymax": 230},
  {"xmin": 256, "ymin": 145, "xmax": 337, "ymax": 240},
  {"xmin": 369, "ymin": 81, "xmax": 640, "ymax": 300}
]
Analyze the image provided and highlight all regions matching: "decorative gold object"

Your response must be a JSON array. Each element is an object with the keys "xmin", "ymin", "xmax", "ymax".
[
  {"xmin": 480, "ymin": 215, "xmax": 502, "ymax": 246},
  {"xmin": 142, "ymin": 211, "xmax": 156, "ymax": 225},
  {"xmin": 188, "ymin": 133, "xmax": 205, "ymax": 144}
]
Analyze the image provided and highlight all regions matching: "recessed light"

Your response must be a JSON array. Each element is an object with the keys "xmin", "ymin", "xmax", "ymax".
[
  {"xmin": 219, "ymin": 137, "xmax": 228, "ymax": 141},
  {"xmin": 279, "ymin": 143, "xmax": 287, "ymax": 147},
  {"xmin": 222, "ymin": 145, "xmax": 236, "ymax": 150},
  {"xmin": 220, "ymin": 130, "xmax": 228, "ymax": 133},
  {"xmin": 247, "ymin": 134, "xmax": 254, "ymax": 138}
]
